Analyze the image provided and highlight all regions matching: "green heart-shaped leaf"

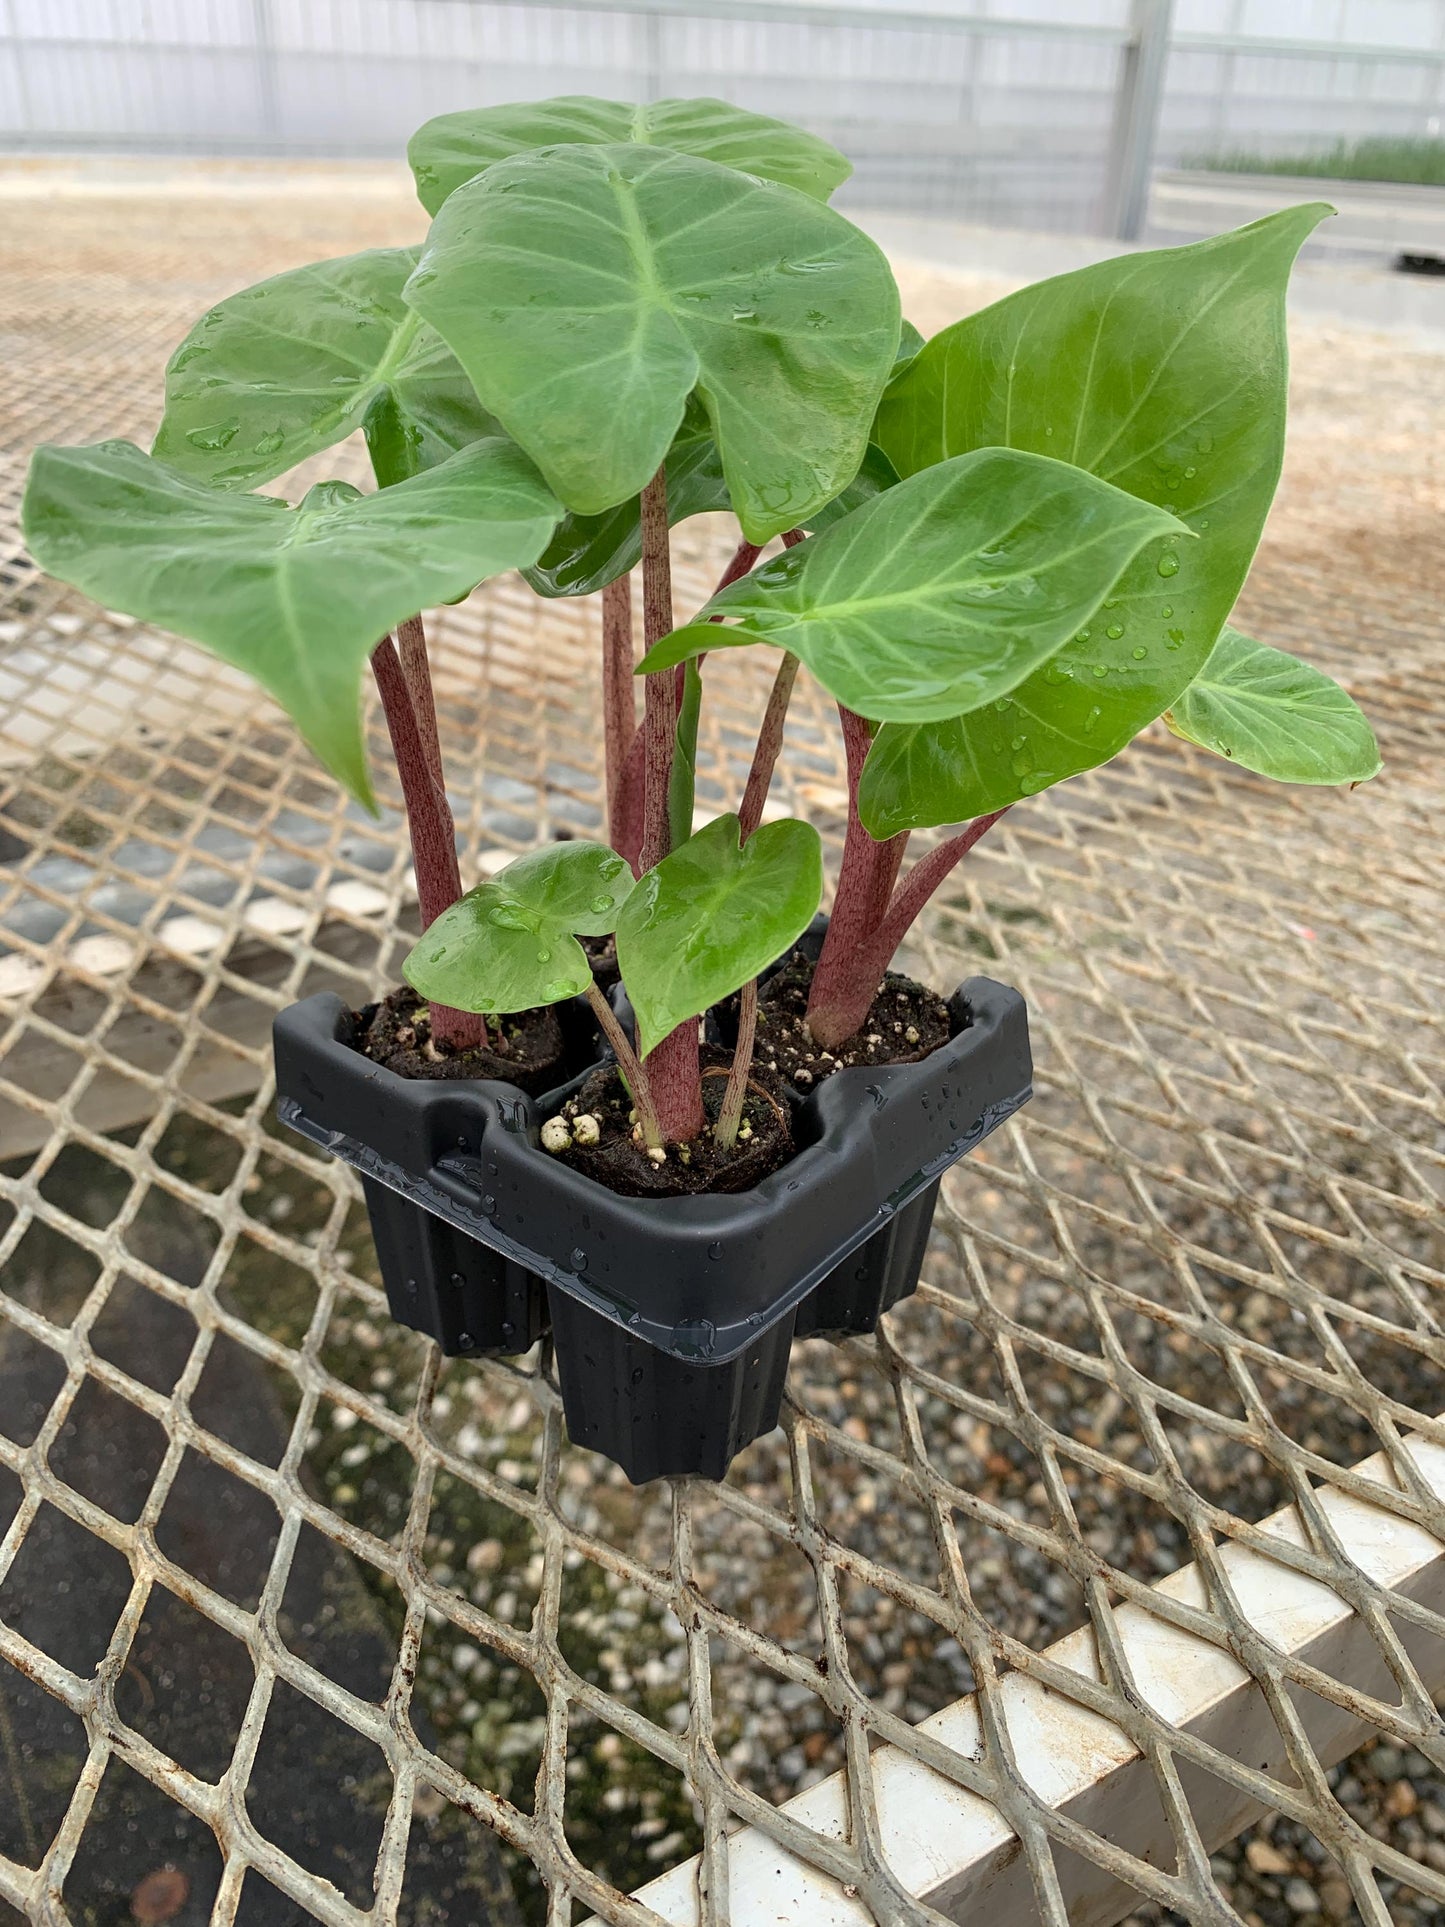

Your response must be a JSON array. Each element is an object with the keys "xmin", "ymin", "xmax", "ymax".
[
  {"xmin": 151, "ymin": 247, "xmax": 503, "ymax": 492},
  {"xmin": 21, "ymin": 439, "xmax": 561, "ymax": 807},
  {"xmin": 637, "ymin": 449, "xmax": 1186, "ymax": 722},
  {"xmin": 865, "ymin": 206, "xmax": 1330, "ymax": 825},
  {"xmin": 404, "ymin": 143, "xmax": 900, "ymax": 543},
  {"xmin": 616, "ymin": 814, "xmax": 823, "ymax": 1058},
  {"xmin": 403, "ymin": 841, "xmax": 636, "ymax": 1014},
  {"xmin": 1165, "ymin": 626, "xmax": 1381, "ymax": 783},
  {"xmin": 408, "ymin": 95, "xmax": 851, "ymax": 215}
]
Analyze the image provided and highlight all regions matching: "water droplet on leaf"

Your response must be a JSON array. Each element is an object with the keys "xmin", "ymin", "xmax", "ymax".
[
  {"xmin": 1156, "ymin": 551, "xmax": 1180, "ymax": 578},
  {"xmin": 185, "ymin": 418, "xmax": 240, "ymax": 451},
  {"xmin": 1105, "ymin": 623, "xmax": 1124, "ymax": 641}
]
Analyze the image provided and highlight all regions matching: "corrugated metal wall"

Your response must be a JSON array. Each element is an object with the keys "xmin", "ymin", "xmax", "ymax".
[{"xmin": 2, "ymin": 3, "xmax": 1443, "ymax": 234}]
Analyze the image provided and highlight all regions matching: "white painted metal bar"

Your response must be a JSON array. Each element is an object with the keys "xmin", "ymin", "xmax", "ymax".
[
  {"xmin": 1105, "ymin": 0, "xmax": 1175, "ymax": 241},
  {"xmin": 628, "ymin": 1428, "xmax": 1445, "ymax": 1925}
]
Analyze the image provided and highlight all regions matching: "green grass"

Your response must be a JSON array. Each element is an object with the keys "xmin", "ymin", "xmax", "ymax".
[{"xmin": 1192, "ymin": 136, "xmax": 1445, "ymax": 187}]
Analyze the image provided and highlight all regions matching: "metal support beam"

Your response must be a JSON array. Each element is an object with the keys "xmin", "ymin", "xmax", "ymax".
[{"xmin": 1104, "ymin": 0, "xmax": 1175, "ymax": 241}]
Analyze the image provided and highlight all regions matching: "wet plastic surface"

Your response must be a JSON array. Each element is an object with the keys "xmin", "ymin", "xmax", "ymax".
[{"xmin": 275, "ymin": 979, "xmax": 1030, "ymax": 1480}]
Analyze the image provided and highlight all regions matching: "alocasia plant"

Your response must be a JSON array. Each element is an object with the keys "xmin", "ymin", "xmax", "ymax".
[{"xmin": 21, "ymin": 99, "xmax": 1380, "ymax": 1182}]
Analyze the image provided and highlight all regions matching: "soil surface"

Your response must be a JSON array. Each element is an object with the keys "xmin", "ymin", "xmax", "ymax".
[
  {"xmin": 354, "ymin": 985, "xmax": 566, "ymax": 1094},
  {"xmin": 754, "ymin": 953, "xmax": 954, "ymax": 1090},
  {"xmin": 580, "ymin": 933, "xmax": 621, "ymax": 992},
  {"xmin": 546, "ymin": 1047, "xmax": 793, "ymax": 1198}
]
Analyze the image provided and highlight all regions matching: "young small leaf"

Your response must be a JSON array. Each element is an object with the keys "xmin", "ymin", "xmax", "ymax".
[
  {"xmin": 403, "ymin": 842, "xmax": 636, "ymax": 1015},
  {"xmin": 408, "ymin": 95, "xmax": 851, "ymax": 215},
  {"xmin": 526, "ymin": 430, "xmax": 898, "ymax": 600},
  {"xmin": 637, "ymin": 449, "xmax": 1187, "ymax": 723},
  {"xmin": 616, "ymin": 815, "xmax": 823, "ymax": 1058},
  {"xmin": 869, "ymin": 206, "xmax": 1331, "ymax": 818},
  {"xmin": 152, "ymin": 248, "xmax": 502, "ymax": 492},
  {"xmin": 21, "ymin": 439, "xmax": 561, "ymax": 807},
  {"xmin": 404, "ymin": 144, "xmax": 900, "ymax": 542},
  {"xmin": 1164, "ymin": 627, "xmax": 1381, "ymax": 783},
  {"xmin": 524, "ymin": 428, "xmax": 730, "ymax": 598}
]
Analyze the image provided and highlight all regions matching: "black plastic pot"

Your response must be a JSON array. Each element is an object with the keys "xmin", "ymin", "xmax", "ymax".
[{"xmin": 273, "ymin": 975, "xmax": 1031, "ymax": 1484}]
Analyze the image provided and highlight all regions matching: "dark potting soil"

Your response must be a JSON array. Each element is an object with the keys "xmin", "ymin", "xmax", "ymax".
[
  {"xmin": 546, "ymin": 1046, "xmax": 793, "ymax": 1198},
  {"xmin": 580, "ymin": 932, "xmax": 621, "ymax": 992},
  {"xmin": 354, "ymin": 984, "xmax": 566, "ymax": 1094},
  {"xmin": 754, "ymin": 953, "xmax": 954, "ymax": 1090}
]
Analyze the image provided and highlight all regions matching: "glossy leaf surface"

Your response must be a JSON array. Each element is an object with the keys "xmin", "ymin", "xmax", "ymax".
[
  {"xmin": 616, "ymin": 814, "xmax": 823, "ymax": 1057},
  {"xmin": 152, "ymin": 248, "xmax": 501, "ymax": 491},
  {"xmin": 865, "ymin": 206, "xmax": 1330, "ymax": 825},
  {"xmin": 405, "ymin": 143, "xmax": 900, "ymax": 542},
  {"xmin": 1165, "ymin": 626, "xmax": 1381, "ymax": 783},
  {"xmin": 408, "ymin": 95, "xmax": 851, "ymax": 214},
  {"xmin": 637, "ymin": 449, "xmax": 1185, "ymax": 723},
  {"xmin": 22, "ymin": 439, "xmax": 560, "ymax": 806},
  {"xmin": 403, "ymin": 842, "xmax": 635, "ymax": 1014}
]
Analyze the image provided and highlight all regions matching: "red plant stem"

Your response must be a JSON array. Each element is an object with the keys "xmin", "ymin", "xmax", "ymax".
[
  {"xmin": 601, "ymin": 575, "xmax": 636, "ymax": 850},
  {"xmin": 738, "ymin": 653, "xmax": 800, "ymax": 840},
  {"xmin": 643, "ymin": 1022, "xmax": 706, "ymax": 1144},
  {"xmin": 867, "ymin": 829, "xmax": 910, "ymax": 932},
  {"xmin": 870, "ymin": 807, "xmax": 1011, "ymax": 967},
  {"xmin": 714, "ymin": 975, "xmax": 758, "ymax": 1151},
  {"xmin": 638, "ymin": 469, "xmax": 676, "ymax": 875},
  {"xmin": 370, "ymin": 639, "xmax": 486, "ymax": 1052},
  {"xmin": 805, "ymin": 705, "xmax": 909, "ymax": 1047},
  {"xmin": 612, "ymin": 723, "xmax": 648, "ymax": 876},
  {"xmin": 395, "ymin": 612, "xmax": 444, "ymax": 793},
  {"xmin": 713, "ymin": 536, "xmax": 762, "ymax": 594},
  {"xmin": 584, "ymin": 982, "xmax": 663, "ymax": 1151},
  {"xmin": 734, "ymin": 530, "xmax": 805, "ymax": 840},
  {"xmin": 632, "ymin": 465, "xmax": 705, "ymax": 1141}
]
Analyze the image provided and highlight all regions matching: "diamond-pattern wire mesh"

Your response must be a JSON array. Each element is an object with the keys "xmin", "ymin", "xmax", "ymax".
[{"xmin": 0, "ymin": 164, "xmax": 1443, "ymax": 1927}]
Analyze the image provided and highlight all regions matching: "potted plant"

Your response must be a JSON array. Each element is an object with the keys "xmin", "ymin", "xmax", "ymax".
[{"xmin": 21, "ymin": 99, "xmax": 1380, "ymax": 1483}]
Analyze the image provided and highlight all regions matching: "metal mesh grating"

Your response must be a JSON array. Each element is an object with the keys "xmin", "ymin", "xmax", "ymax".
[{"xmin": 0, "ymin": 162, "xmax": 1442, "ymax": 1927}]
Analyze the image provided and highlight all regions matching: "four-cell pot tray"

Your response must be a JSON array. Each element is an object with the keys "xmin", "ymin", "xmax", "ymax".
[{"xmin": 273, "ymin": 977, "xmax": 1031, "ymax": 1483}]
